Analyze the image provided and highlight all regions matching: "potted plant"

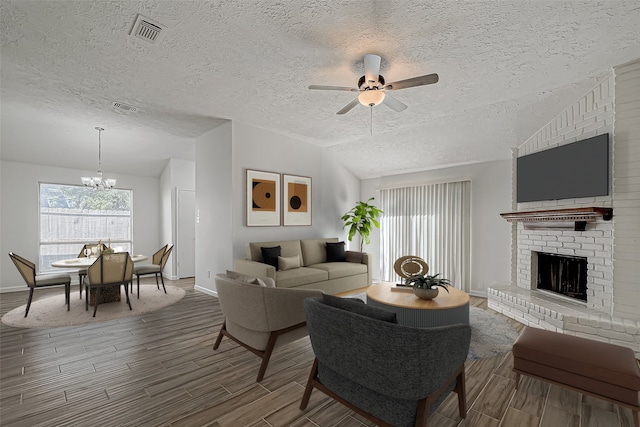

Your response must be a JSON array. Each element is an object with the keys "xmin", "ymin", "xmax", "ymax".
[
  {"xmin": 341, "ymin": 197, "xmax": 383, "ymax": 252},
  {"xmin": 405, "ymin": 273, "xmax": 450, "ymax": 300}
]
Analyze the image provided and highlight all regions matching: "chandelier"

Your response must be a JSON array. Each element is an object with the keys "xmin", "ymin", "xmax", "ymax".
[{"xmin": 81, "ymin": 127, "xmax": 117, "ymax": 190}]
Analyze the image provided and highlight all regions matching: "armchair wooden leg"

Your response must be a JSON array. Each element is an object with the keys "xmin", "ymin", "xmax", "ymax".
[
  {"xmin": 257, "ymin": 331, "xmax": 279, "ymax": 382},
  {"xmin": 455, "ymin": 369, "xmax": 467, "ymax": 419},
  {"xmin": 155, "ymin": 273, "xmax": 160, "ymax": 290},
  {"xmin": 136, "ymin": 275, "xmax": 140, "ymax": 299},
  {"xmin": 25, "ymin": 288, "xmax": 34, "ymax": 318},
  {"xmin": 85, "ymin": 284, "xmax": 89, "ymax": 311},
  {"xmin": 65, "ymin": 283, "xmax": 70, "ymax": 311},
  {"xmin": 300, "ymin": 358, "xmax": 319, "ymax": 410},
  {"xmin": 213, "ymin": 321, "xmax": 227, "ymax": 350}
]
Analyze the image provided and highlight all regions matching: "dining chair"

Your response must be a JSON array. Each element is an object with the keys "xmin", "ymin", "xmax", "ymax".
[
  {"xmin": 132, "ymin": 244, "xmax": 172, "ymax": 298},
  {"xmin": 77, "ymin": 243, "xmax": 107, "ymax": 299},
  {"xmin": 8, "ymin": 252, "xmax": 71, "ymax": 317},
  {"xmin": 84, "ymin": 252, "xmax": 133, "ymax": 317}
]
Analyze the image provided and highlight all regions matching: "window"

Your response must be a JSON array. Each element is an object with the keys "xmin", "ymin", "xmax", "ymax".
[
  {"xmin": 39, "ymin": 183, "xmax": 132, "ymax": 272},
  {"xmin": 379, "ymin": 181, "xmax": 470, "ymax": 291}
]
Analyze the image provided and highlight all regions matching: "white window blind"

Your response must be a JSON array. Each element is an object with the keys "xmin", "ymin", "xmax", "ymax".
[{"xmin": 379, "ymin": 181, "xmax": 471, "ymax": 291}]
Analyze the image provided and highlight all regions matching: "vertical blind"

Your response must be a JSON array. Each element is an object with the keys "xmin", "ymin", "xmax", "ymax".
[{"xmin": 379, "ymin": 181, "xmax": 471, "ymax": 291}]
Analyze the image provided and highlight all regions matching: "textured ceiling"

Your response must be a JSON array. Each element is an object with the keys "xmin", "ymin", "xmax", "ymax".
[{"xmin": 1, "ymin": 1, "xmax": 639, "ymax": 179}]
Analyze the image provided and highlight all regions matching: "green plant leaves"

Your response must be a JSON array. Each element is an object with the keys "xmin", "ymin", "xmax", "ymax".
[
  {"xmin": 341, "ymin": 197, "xmax": 383, "ymax": 251},
  {"xmin": 404, "ymin": 273, "xmax": 450, "ymax": 292}
]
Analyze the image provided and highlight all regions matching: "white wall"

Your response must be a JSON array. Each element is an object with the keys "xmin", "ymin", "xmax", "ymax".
[
  {"xmin": 0, "ymin": 160, "xmax": 161, "ymax": 292},
  {"xmin": 159, "ymin": 158, "xmax": 195, "ymax": 279},
  {"xmin": 194, "ymin": 122, "xmax": 234, "ymax": 295},
  {"xmin": 194, "ymin": 121, "xmax": 360, "ymax": 296},
  {"xmin": 361, "ymin": 159, "xmax": 512, "ymax": 296},
  {"xmin": 231, "ymin": 122, "xmax": 360, "ymax": 260}
]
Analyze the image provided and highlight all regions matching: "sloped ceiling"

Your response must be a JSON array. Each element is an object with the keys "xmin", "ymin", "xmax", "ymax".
[{"xmin": 1, "ymin": 1, "xmax": 639, "ymax": 179}]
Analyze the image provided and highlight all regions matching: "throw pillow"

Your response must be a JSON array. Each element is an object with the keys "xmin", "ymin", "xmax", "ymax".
[
  {"xmin": 278, "ymin": 255, "xmax": 300, "ymax": 271},
  {"xmin": 256, "ymin": 277, "xmax": 276, "ymax": 287},
  {"xmin": 226, "ymin": 270, "xmax": 257, "ymax": 283},
  {"xmin": 321, "ymin": 293, "xmax": 397, "ymax": 323},
  {"xmin": 326, "ymin": 241, "xmax": 346, "ymax": 262},
  {"xmin": 248, "ymin": 278, "xmax": 266, "ymax": 287},
  {"xmin": 260, "ymin": 246, "xmax": 281, "ymax": 270}
]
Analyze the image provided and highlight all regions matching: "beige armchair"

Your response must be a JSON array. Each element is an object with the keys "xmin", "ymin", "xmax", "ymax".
[{"xmin": 213, "ymin": 273, "xmax": 323, "ymax": 382}]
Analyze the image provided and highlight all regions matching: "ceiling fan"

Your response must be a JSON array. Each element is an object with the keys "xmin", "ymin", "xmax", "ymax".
[{"xmin": 309, "ymin": 53, "xmax": 439, "ymax": 115}]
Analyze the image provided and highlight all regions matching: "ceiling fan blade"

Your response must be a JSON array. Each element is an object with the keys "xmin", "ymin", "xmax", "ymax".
[
  {"xmin": 336, "ymin": 98, "xmax": 360, "ymax": 115},
  {"xmin": 363, "ymin": 54, "xmax": 381, "ymax": 86},
  {"xmin": 384, "ymin": 73, "xmax": 439, "ymax": 91},
  {"xmin": 309, "ymin": 85, "xmax": 358, "ymax": 92},
  {"xmin": 382, "ymin": 93, "xmax": 408, "ymax": 112}
]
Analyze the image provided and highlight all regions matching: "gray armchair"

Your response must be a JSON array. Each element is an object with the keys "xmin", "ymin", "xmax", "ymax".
[
  {"xmin": 300, "ymin": 296, "xmax": 471, "ymax": 427},
  {"xmin": 213, "ymin": 273, "xmax": 323, "ymax": 382}
]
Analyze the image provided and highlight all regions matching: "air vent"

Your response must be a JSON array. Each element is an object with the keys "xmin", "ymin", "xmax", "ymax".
[
  {"xmin": 130, "ymin": 14, "xmax": 165, "ymax": 43},
  {"xmin": 111, "ymin": 101, "xmax": 140, "ymax": 114}
]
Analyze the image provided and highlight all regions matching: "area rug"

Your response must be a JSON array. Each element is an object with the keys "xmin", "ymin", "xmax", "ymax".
[
  {"xmin": 1, "ymin": 285, "xmax": 186, "ymax": 328},
  {"xmin": 467, "ymin": 306, "xmax": 519, "ymax": 360},
  {"xmin": 345, "ymin": 293, "xmax": 519, "ymax": 360}
]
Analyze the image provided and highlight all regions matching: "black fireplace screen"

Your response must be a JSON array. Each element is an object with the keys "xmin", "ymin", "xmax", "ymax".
[{"xmin": 536, "ymin": 252, "xmax": 588, "ymax": 301}]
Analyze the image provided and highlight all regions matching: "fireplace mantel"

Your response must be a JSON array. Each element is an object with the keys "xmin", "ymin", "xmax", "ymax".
[{"xmin": 500, "ymin": 207, "xmax": 613, "ymax": 231}]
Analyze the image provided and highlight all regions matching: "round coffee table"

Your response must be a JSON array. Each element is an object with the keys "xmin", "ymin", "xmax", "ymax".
[{"xmin": 366, "ymin": 282, "xmax": 470, "ymax": 327}]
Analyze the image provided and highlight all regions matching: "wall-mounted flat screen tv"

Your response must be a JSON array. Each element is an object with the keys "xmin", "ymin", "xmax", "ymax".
[{"xmin": 517, "ymin": 133, "xmax": 609, "ymax": 203}]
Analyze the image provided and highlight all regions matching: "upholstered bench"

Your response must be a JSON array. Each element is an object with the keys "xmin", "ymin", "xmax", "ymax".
[{"xmin": 513, "ymin": 326, "xmax": 640, "ymax": 426}]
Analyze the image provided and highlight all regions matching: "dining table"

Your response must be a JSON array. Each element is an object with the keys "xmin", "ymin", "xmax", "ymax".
[
  {"xmin": 52, "ymin": 253, "xmax": 149, "ymax": 305},
  {"xmin": 51, "ymin": 253, "xmax": 148, "ymax": 268}
]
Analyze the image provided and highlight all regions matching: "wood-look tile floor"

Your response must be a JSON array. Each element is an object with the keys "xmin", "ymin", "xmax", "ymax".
[{"xmin": 0, "ymin": 278, "xmax": 633, "ymax": 426}]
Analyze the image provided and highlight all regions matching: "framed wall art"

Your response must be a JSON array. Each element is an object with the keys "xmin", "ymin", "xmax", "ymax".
[
  {"xmin": 283, "ymin": 174, "xmax": 311, "ymax": 226},
  {"xmin": 246, "ymin": 169, "xmax": 281, "ymax": 226}
]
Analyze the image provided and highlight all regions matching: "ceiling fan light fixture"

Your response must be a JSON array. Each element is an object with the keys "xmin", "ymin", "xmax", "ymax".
[{"xmin": 358, "ymin": 90, "xmax": 385, "ymax": 107}]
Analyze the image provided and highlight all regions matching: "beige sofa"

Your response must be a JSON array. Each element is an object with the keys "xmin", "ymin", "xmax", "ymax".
[{"xmin": 233, "ymin": 238, "xmax": 371, "ymax": 295}]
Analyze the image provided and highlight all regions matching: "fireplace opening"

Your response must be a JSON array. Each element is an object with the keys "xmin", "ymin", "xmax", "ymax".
[{"xmin": 535, "ymin": 252, "xmax": 588, "ymax": 302}]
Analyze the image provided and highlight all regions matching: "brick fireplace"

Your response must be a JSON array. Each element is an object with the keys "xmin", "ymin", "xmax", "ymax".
[
  {"xmin": 499, "ymin": 207, "xmax": 614, "ymax": 314},
  {"xmin": 488, "ymin": 61, "xmax": 640, "ymax": 357}
]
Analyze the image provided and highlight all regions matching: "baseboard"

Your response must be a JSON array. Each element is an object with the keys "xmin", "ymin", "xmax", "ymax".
[
  {"xmin": 194, "ymin": 285, "xmax": 218, "ymax": 298},
  {"xmin": 469, "ymin": 289, "xmax": 488, "ymax": 298},
  {"xmin": 0, "ymin": 285, "xmax": 28, "ymax": 293}
]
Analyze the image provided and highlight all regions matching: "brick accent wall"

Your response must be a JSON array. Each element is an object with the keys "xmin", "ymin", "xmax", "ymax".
[
  {"xmin": 490, "ymin": 59, "xmax": 640, "ymax": 354},
  {"xmin": 513, "ymin": 74, "xmax": 614, "ymax": 315},
  {"xmin": 612, "ymin": 59, "xmax": 640, "ymax": 321}
]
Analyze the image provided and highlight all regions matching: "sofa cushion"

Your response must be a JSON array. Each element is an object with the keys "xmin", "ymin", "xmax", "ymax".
[
  {"xmin": 309, "ymin": 262, "xmax": 368, "ymax": 280},
  {"xmin": 301, "ymin": 238, "xmax": 339, "ymax": 266},
  {"xmin": 326, "ymin": 241, "xmax": 346, "ymax": 262},
  {"xmin": 278, "ymin": 255, "xmax": 300, "ymax": 271},
  {"xmin": 276, "ymin": 267, "xmax": 328, "ymax": 288},
  {"xmin": 321, "ymin": 294, "xmax": 397, "ymax": 323},
  {"xmin": 261, "ymin": 246, "xmax": 281, "ymax": 270}
]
